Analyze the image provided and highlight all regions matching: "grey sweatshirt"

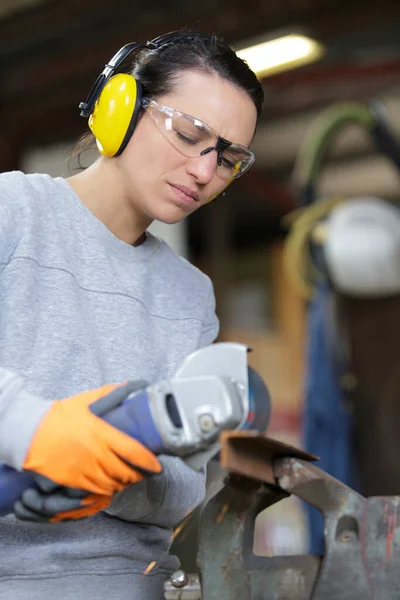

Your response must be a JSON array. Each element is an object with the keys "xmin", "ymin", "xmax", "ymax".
[{"xmin": 0, "ymin": 171, "xmax": 219, "ymax": 599}]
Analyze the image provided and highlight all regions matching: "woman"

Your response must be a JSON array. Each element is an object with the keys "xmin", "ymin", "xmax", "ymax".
[{"xmin": 0, "ymin": 29, "xmax": 263, "ymax": 599}]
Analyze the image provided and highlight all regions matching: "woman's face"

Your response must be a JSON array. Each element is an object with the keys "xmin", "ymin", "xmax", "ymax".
[{"xmin": 115, "ymin": 69, "xmax": 258, "ymax": 224}]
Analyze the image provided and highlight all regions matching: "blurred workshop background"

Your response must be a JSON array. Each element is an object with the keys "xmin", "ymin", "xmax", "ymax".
[{"xmin": 2, "ymin": 0, "xmax": 400, "ymax": 561}]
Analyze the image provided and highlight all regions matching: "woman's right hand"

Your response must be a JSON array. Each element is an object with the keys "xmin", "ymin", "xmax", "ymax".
[{"xmin": 22, "ymin": 383, "xmax": 162, "ymax": 496}]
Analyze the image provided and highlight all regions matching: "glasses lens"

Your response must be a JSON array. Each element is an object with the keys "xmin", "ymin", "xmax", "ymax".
[
  {"xmin": 154, "ymin": 110, "xmax": 217, "ymax": 158},
  {"xmin": 149, "ymin": 101, "xmax": 255, "ymax": 180},
  {"xmin": 218, "ymin": 145, "xmax": 254, "ymax": 179}
]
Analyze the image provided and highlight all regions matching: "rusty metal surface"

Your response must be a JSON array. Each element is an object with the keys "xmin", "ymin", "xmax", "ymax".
[
  {"xmin": 275, "ymin": 457, "xmax": 370, "ymax": 599},
  {"xmin": 365, "ymin": 497, "xmax": 400, "ymax": 595},
  {"xmin": 195, "ymin": 433, "xmax": 400, "ymax": 599},
  {"xmin": 197, "ymin": 475, "xmax": 321, "ymax": 600},
  {"xmin": 219, "ymin": 431, "xmax": 318, "ymax": 485},
  {"xmin": 274, "ymin": 457, "xmax": 400, "ymax": 599}
]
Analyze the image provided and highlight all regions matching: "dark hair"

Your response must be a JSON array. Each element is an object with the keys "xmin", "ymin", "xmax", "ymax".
[
  {"xmin": 134, "ymin": 30, "xmax": 264, "ymax": 118},
  {"xmin": 70, "ymin": 29, "xmax": 264, "ymax": 169}
]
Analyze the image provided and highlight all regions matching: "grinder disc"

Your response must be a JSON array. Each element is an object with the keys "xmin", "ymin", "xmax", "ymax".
[{"xmin": 244, "ymin": 366, "xmax": 271, "ymax": 432}]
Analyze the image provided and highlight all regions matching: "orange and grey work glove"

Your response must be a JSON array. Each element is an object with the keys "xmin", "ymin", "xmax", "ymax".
[
  {"xmin": 14, "ymin": 486, "xmax": 113, "ymax": 523},
  {"xmin": 21, "ymin": 382, "xmax": 162, "ymax": 498}
]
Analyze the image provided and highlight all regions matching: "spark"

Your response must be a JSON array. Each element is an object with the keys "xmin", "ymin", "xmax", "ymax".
[
  {"xmin": 172, "ymin": 514, "xmax": 193, "ymax": 541},
  {"xmin": 216, "ymin": 503, "xmax": 229, "ymax": 524},
  {"xmin": 142, "ymin": 561, "xmax": 157, "ymax": 577},
  {"xmin": 176, "ymin": 523, "xmax": 192, "ymax": 544}
]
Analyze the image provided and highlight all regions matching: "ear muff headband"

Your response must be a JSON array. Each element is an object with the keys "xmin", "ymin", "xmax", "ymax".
[
  {"xmin": 293, "ymin": 100, "xmax": 400, "ymax": 208},
  {"xmin": 79, "ymin": 42, "xmax": 142, "ymax": 120},
  {"xmin": 79, "ymin": 31, "xmax": 222, "ymax": 158}
]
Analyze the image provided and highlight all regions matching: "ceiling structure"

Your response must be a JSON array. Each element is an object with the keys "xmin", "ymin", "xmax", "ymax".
[{"xmin": 1, "ymin": 0, "xmax": 400, "ymax": 239}]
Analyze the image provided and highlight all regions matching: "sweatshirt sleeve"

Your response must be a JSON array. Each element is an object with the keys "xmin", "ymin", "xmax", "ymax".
[
  {"xmin": 0, "ymin": 174, "xmax": 53, "ymax": 469},
  {"xmin": 0, "ymin": 368, "xmax": 53, "ymax": 469}
]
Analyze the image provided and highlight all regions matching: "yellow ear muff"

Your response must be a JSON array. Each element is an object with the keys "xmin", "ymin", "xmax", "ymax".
[{"xmin": 89, "ymin": 73, "xmax": 143, "ymax": 157}]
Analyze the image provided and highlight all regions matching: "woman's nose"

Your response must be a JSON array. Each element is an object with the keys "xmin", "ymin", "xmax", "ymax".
[{"xmin": 185, "ymin": 151, "xmax": 218, "ymax": 183}]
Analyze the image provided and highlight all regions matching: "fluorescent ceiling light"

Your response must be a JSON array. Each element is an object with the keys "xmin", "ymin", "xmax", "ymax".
[{"xmin": 236, "ymin": 34, "xmax": 324, "ymax": 79}]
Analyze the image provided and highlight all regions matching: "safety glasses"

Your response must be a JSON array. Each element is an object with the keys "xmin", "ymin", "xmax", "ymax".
[{"xmin": 141, "ymin": 98, "xmax": 255, "ymax": 180}]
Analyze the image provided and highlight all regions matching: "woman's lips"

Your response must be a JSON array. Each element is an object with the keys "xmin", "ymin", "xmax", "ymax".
[{"xmin": 169, "ymin": 183, "xmax": 199, "ymax": 205}]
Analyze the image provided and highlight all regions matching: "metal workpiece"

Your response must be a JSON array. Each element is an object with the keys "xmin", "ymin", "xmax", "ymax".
[
  {"xmin": 219, "ymin": 430, "xmax": 318, "ymax": 486},
  {"xmin": 197, "ymin": 475, "xmax": 320, "ymax": 600},
  {"xmin": 273, "ymin": 456, "xmax": 365, "ymax": 509}
]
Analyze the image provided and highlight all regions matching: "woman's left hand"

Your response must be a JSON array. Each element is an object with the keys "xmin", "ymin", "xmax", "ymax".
[{"xmin": 14, "ymin": 486, "xmax": 113, "ymax": 523}]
